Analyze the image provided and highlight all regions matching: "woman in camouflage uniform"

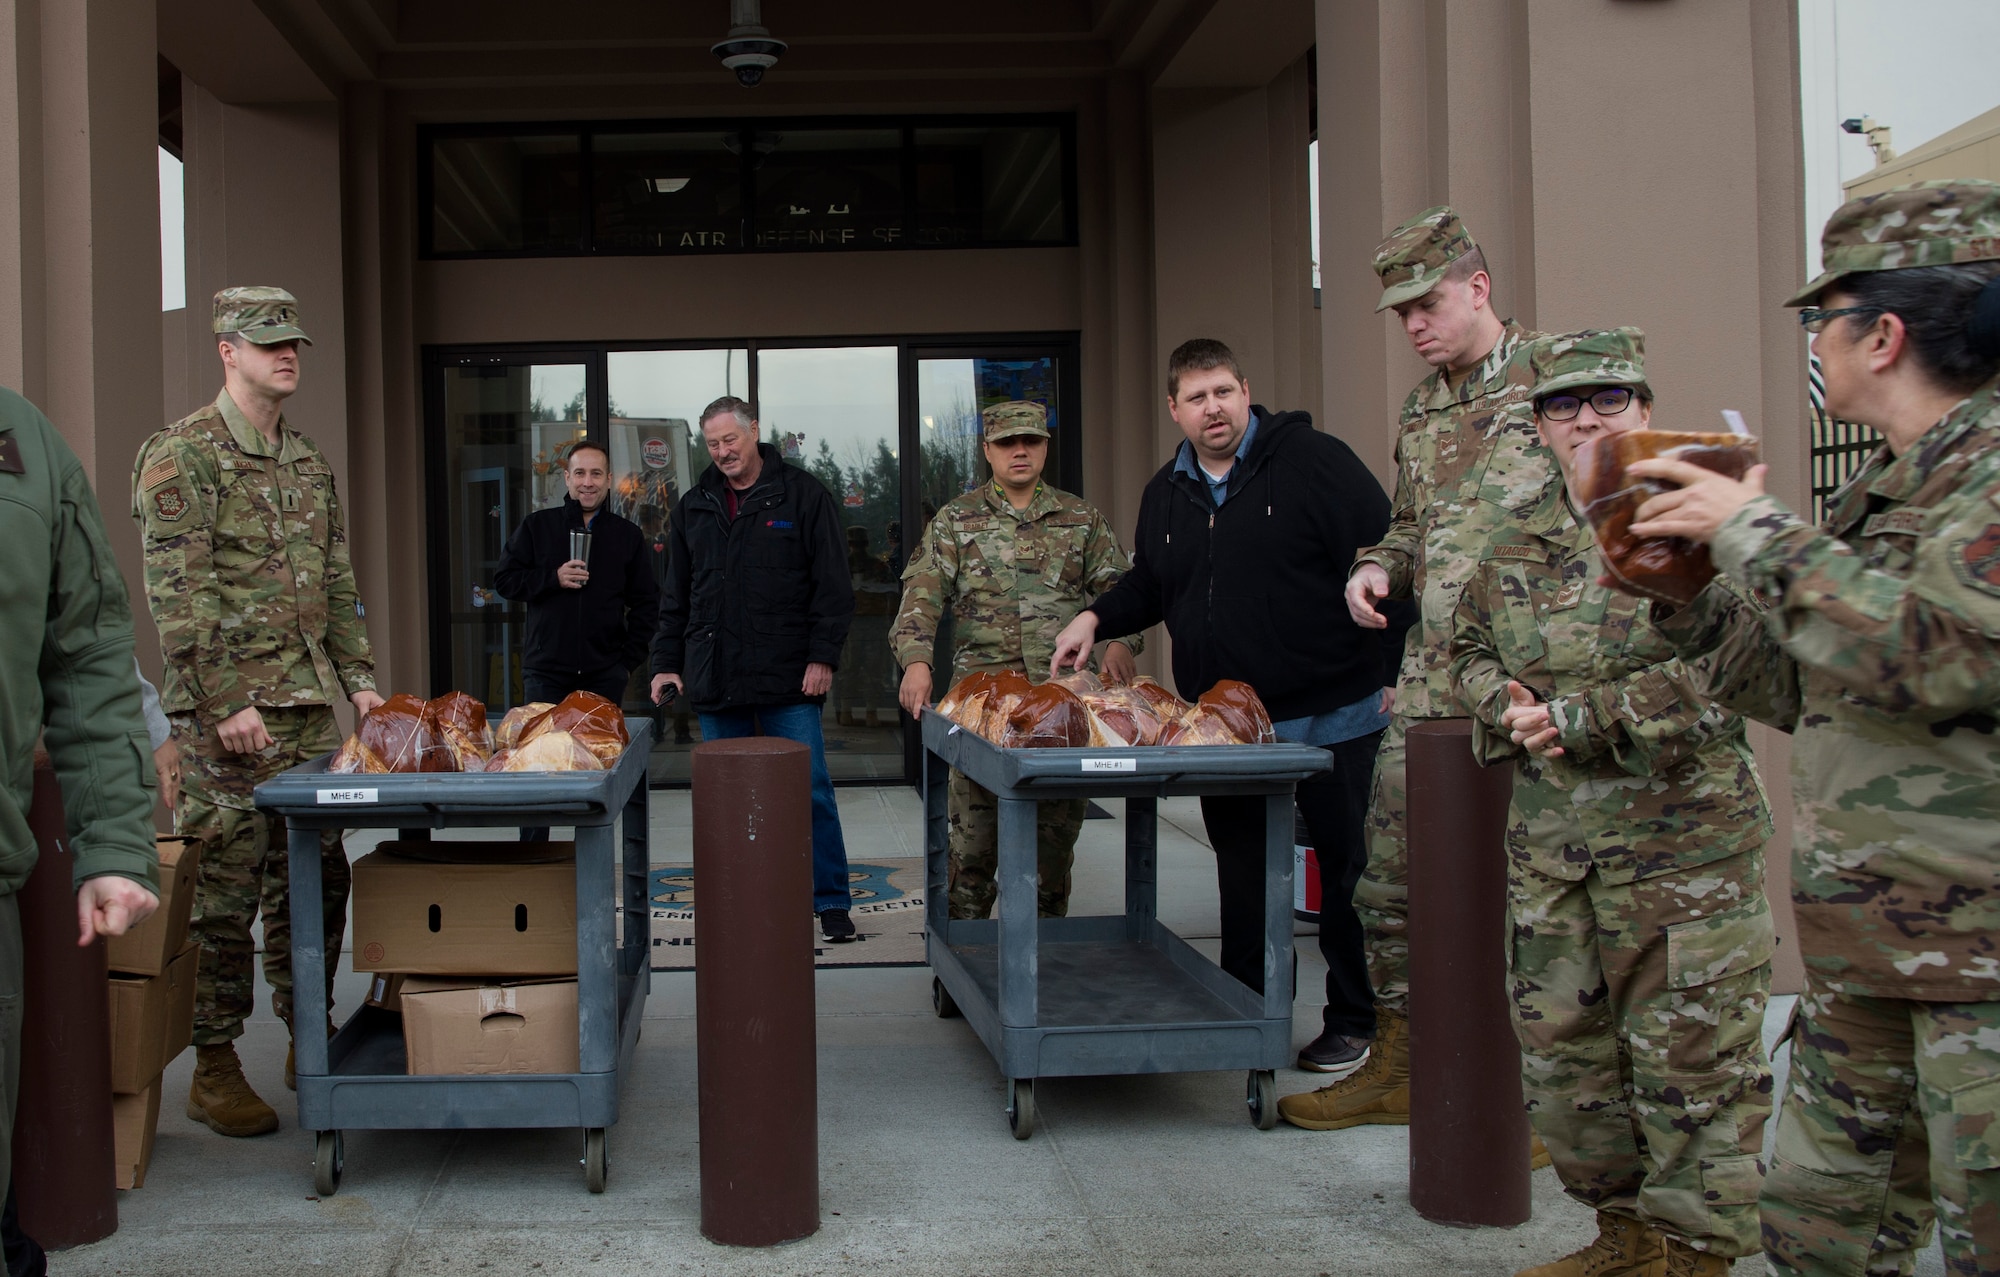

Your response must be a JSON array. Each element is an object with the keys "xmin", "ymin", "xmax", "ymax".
[
  {"xmin": 1635, "ymin": 179, "xmax": 2000, "ymax": 1277},
  {"xmin": 1449, "ymin": 328, "xmax": 1776, "ymax": 1277}
]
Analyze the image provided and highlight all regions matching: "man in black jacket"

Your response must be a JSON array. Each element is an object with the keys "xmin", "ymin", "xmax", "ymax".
[
  {"xmin": 495, "ymin": 441, "xmax": 659, "ymax": 838},
  {"xmin": 1051, "ymin": 338, "xmax": 1410, "ymax": 1076},
  {"xmin": 649, "ymin": 397, "xmax": 859, "ymax": 941}
]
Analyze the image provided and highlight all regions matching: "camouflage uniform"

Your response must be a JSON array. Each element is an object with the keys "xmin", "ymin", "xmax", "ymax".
[
  {"xmin": 1449, "ymin": 330, "xmax": 1775, "ymax": 1260},
  {"xmin": 1352, "ymin": 207, "xmax": 1558, "ymax": 1017},
  {"xmin": 1650, "ymin": 181, "xmax": 2000, "ymax": 1274},
  {"xmin": 890, "ymin": 401, "xmax": 1139, "ymax": 919},
  {"xmin": 132, "ymin": 288, "xmax": 375, "ymax": 1045}
]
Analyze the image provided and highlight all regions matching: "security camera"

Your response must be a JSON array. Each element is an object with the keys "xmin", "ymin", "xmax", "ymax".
[
  {"xmin": 1841, "ymin": 118, "xmax": 1865, "ymax": 135},
  {"xmin": 713, "ymin": 0, "xmax": 785, "ymax": 88}
]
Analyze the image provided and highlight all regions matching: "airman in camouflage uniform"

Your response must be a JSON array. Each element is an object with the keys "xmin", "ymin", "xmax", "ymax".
[
  {"xmin": 891, "ymin": 401, "xmax": 1140, "ymax": 918},
  {"xmin": 1301, "ymin": 206, "xmax": 1558, "ymax": 1128},
  {"xmin": 1638, "ymin": 180, "xmax": 2000, "ymax": 1276},
  {"xmin": 1450, "ymin": 329, "xmax": 1774, "ymax": 1276},
  {"xmin": 133, "ymin": 287, "xmax": 379, "ymax": 1136}
]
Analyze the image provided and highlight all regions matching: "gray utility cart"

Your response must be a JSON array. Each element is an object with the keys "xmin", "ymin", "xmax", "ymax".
[
  {"xmin": 921, "ymin": 711, "xmax": 1330, "ymax": 1138},
  {"xmin": 252, "ymin": 721, "xmax": 653, "ymax": 1195}
]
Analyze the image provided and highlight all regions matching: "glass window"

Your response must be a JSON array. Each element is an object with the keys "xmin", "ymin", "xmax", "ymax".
[
  {"xmin": 757, "ymin": 346, "xmax": 904, "ymax": 778},
  {"xmin": 439, "ymin": 361, "xmax": 590, "ymax": 712},
  {"xmin": 751, "ymin": 129, "xmax": 904, "ymax": 251},
  {"xmin": 592, "ymin": 132, "xmax": 742, "ymax": 253},
  {"xmin": 913, "ymin": 126, "xmax": 1065, "ymax": 247},
  {"xmin": 431, "ymin": 133, "xmax": 583, "ymax": 253}
]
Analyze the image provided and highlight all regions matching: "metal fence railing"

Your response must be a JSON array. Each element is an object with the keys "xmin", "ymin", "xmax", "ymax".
[{"xmin": 1809, "ymin": 408, "xmax": 1880, "ymax": 524}]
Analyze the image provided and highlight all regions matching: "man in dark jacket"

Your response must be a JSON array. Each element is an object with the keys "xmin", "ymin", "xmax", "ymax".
[
  {"xmin": 650, "ymin": 397, "xmax": 859, "ymax": 941},
  {"xmin": 1050, "ymin": 338, "xmax": 1410, "ymax": 1076},
  {"xmin": 495, "ymin": 440, "xmax": 659, "ymax": 839}
]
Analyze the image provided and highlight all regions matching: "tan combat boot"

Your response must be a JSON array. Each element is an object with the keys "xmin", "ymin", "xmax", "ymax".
[
  {"xmin": 1531, "ymin": 1131, "xmax": 1554, "ymax": 1170},
  {"xmin": 1515, "ymin": 1211, "xmax": 1666, "ymax": 1277},
  {"xmin": 1277, "ymin": 1009, "xmax": 1410, "ymax": 1129},
  {"xmin": 1660, "ymin": 1237, "xmax": 1731, "ymax": 1277},
  {"xmin": 186, "ymin": 1043, "xmax": 279, "ymax": 1137}
]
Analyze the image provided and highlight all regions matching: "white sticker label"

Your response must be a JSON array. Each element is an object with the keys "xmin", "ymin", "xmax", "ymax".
[
  {"xmin": 317, "ymin": 787, "xmax": 378, "ymax": 805},
  {"xmin": 1081, "ymin": 758, "xmax": 1136, "ymax": 773}
]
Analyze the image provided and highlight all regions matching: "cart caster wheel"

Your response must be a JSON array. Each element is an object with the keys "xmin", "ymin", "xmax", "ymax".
[
  {"xmin": 1247, "ymin": 1070, "xmax": 1278, "ymax": 1130},
  {"xmin": 313, "ymin": 1130, "xmax": 344, "ymax": 1196},
  {"xmin": 1007, "ymin": 1078, "xmax": 1036, "ymax": 1140},
  {"xmin": 932, "ymin": 977, "xmax": 960, "ymax": 1019},
  {"xmin": 583, "ymin": 1128, "xmax": 608, "ymax": 1193}
]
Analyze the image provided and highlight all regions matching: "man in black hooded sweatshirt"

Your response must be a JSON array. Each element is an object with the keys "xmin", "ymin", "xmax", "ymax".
[{"xmin": 1050, "ymin": 338, "xmax": 1410, "ymax": 1077}]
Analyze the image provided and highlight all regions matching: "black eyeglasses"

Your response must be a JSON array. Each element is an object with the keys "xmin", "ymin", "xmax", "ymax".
[
  {"xmin": 1797, "ymin": 305, "xmax": 1881, "ymax": 334},
  {"xmin": 1536, "ymin": 386, "xmax": 1636, "ymax": 422}
]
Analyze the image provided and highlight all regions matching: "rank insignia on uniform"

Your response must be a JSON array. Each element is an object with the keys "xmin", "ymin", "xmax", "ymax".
[
  {"xmin": 1961, "ymin": 524, "xmax": 2000, "ymax": 593},
  {"xmin": 153, "ymin": 485, "xmax": 189, "ymax": 521}
]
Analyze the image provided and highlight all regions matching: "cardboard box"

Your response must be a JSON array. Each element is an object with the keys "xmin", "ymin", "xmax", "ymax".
[
  {"xmin": 400, "ymin": 977, "xmax": 579, "ymax": 1076},
  {"xmin": 364, "ymin": 972, "xmax": 405, "ymax": 1014},
  {"xmin": 106, "ymin": 941, "xmax": 197, "ymax": 1094},
  {"xmin": 351, "ymin": 842, "xmax": 577, "ymax": 976},
  {"xmin": 112, "ymin": 1074, "xmax": 162, "ymax": 1190},
  {"xmin": 106, "ymin": 836, "xmax": 202, "ymax": 977}
]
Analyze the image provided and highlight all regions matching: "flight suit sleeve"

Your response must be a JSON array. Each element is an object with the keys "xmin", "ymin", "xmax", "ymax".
[
  {"xmin": 1351, "ymin": 401, "xmax": 1423, "ymax": 598},
  {"xmin": 319, "ymin": 467, "xmax": 376, "ymax": 697},
  {"xmin": 1710, "ymin": 487, "xmax": 2000, "ymax": 720},
  {"xmin": 1445, "ymin": 561, "xmax": 1523, "ymax": 766},
  {"xmin": 1653, "ymin": 575, "xmax": 1803, "ymax": 733},
  {"xmin": 1080, "ymin": 508, "xmax": 1143, "ymax": 658},
  {"xmin": 133, "ymin": 436, "xmax": 244, "ymax": 722},
  {"xmin": 49, "ymin": 445, "xmax": 159, "ymax": 893},
  {"xmin": 1541, "ymin": 650, "xmax": 1742, "ymax": 777},
  {"xmin": 891, "ymin": 511, "xmax": 958, "ymax": 670}
]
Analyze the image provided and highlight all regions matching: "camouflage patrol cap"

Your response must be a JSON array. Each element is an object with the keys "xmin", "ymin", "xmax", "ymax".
[
  {"xmin": 212, "ymin": 286, "xmax": 312, "ymax": 345},
  {"xmin": 1372, "ymin": 205, "xmax": 1478, "ymax": 312},
  {"xmin": 1789, "ymin": 179, "xmax": 2000, "ymax": 306},
  {"xmin": 1529, "ymin": 327, "xmax": 1650, "ymax": 403},
  {"xmin": 980, "ymin": 400, "xmax": 1050, "ymax": 442}
]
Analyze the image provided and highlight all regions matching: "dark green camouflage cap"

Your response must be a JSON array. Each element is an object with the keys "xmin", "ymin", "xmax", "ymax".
[
  {"xmin": 1372, "ymin": 205, "xmax": 1478, "ymax": 312},
  {"xmin": 981, "ymin": 400, "xmax": 1050, "ymax": 441},
  {"xmin": 212, "ymin": 286, "xmax": 312, "ymax": 345},
  {"xmin": 1529, "ymin": 327, "xmax": 1650, "ymax": 403},
  {"xmin": 1789, "ymin": 179, "xmax": 2000, "ymax": 306}
]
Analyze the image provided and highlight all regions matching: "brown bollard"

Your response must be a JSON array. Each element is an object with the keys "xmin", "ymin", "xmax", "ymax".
[
  {"xmin": 12, "ymin": 761, "xmax": 117, "ymax": 1247},
  {"xmin": 1406, "ymin": 719, "xmax": 1531, "ymax": 1227},
  {"xmin": 692, "ymin": 737, "xmax": 818, "ymax": 1246}
]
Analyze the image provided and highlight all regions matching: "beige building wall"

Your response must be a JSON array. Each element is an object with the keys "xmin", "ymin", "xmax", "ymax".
[{"xmin": 1845, "ymin": 103, "xmax": 2000, "ymax": 198}]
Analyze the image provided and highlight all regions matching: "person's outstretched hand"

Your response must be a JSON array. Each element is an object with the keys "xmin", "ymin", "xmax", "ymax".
[{"xmin": 77, "ymin": 876, "xmax": 159, "ymax": 946}]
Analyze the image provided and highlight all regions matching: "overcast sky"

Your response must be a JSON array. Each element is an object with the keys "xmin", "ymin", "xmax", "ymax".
[{"xmin": 1798, "ymin": 0, "xmax": 2000, "ymax": 273}]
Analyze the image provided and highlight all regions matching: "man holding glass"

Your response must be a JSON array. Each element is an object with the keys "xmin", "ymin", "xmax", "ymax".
[{"xmin": 496, "ymin": 440, "xmax": 659, "ymax": 838}]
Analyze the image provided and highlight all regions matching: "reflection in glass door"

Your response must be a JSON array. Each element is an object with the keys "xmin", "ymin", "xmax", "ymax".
[
  {"xmin": 434, "ymin": 357, "xmax": 590, "ymax": 712},
  {"xmin": 757, "ymin": 346, "xmax": 903, "ymax": 780}
]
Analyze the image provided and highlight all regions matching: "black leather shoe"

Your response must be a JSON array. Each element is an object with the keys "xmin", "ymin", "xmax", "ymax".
[
  {"xmin": 817, "ymin": 908, "xmax": 856, "ymax": 942},
  {"xmin": 1297, "ymin": 1028, "xmax": 1371, "ymax": 1075}
]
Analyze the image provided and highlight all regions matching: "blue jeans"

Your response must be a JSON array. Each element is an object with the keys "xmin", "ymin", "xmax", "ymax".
[{"xmin": 698, "ymin": 703, "xmax": 853, "ymax": 913}]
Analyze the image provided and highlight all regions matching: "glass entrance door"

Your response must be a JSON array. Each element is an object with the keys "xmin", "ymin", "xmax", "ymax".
[{"xmin": 431, "ymin": 354, "xmax": 592, "ymax": 712}]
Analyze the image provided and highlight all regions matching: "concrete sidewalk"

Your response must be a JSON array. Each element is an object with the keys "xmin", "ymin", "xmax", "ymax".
[{"xmin": 54, "ymin": 791, "xmax": 1934, "ymax": 1276}]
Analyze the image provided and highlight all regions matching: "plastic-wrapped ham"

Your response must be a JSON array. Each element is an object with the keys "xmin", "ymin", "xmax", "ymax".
[
  {"xmin": 1158, "ymin": 706, "xmax": 1248, "ymax": 746},
  {"xmin": 1080, "ymin": 685, "xmax": 1166, "ymax": 747},
  {"xmin": 975, "ymin": 670, "xmax": 1035, "ymax": 743},
  {"xmin": 495, "ymin": 702, "xmax": 555, "ymax": 752},
  {"xmin": 1128, "ymin": 676, "xmax": 1194, "ymax": 725},
  {"xmin": 500, "ymin": 730, "xmax": 605, "ymax": 772},
  {"xmin": 356, "ymin": 693, "xmax": 451, "ymax": 772},
  {"xmin": 421, "ymin": 690, "xmax": 494, "ymax": 771},
  {"xmin": 1197, "ymin": 680, "xmax": 1276, "ymax": 744},
  {"xmin": 528, "ymin": 691, "xmax": 629, "ymax": 765},
  {"xmin": 999, "ymin": 683, "xmax": 1092, "ymax": 749},
  {"xmin": 1573, "ymin": 430, "xmax": 1762, "ymax": 606},
  {"xmin": 327, "ymin": 734, "xmax": 389, "ymax": 774},
  {"xmin": 1050, "ymin": 668, "xmax": 1103, "ymax": 696},
  {"xmin": 936, "ymin": 671, "xmax": 998, "ymax": 722}
]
